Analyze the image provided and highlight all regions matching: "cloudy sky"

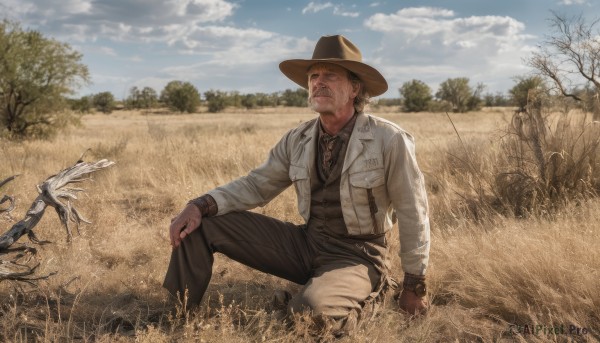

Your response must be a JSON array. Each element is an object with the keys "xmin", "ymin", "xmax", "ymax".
[{"xmin": 1, "ymin": 0, "xmax": 598, "ymax": 99}]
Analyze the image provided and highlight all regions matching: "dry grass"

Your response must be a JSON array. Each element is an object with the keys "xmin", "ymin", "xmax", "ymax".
[{"xmin": 0, "ymin": 107, "xmax": 598, "ymax": 342}]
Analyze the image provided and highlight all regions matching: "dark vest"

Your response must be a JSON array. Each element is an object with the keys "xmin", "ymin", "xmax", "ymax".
[{"xmin": 309, "ymin": 137, "xmax": 349, "ymax": 237}]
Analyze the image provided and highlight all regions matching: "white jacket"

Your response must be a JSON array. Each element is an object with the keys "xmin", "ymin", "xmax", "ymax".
[{"xmin": 208, "ymin": 112, "xmax": 430, "ymax": 275}]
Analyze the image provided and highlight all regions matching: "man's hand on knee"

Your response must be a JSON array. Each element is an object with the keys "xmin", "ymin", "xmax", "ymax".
[{"xmin": 169, "ymin": 204, "xmax": 202, "ymax": 248}]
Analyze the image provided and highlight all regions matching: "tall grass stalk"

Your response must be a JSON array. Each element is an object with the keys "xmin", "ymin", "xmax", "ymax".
[{"xmin": 496, "ymin": 104, "xmax": 600, "ymax": 217}]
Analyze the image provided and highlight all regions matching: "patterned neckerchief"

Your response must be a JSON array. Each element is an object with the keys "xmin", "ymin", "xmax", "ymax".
[{"xmin": 317, "ymin": 113, "xmax": 357, "ymax": 180}]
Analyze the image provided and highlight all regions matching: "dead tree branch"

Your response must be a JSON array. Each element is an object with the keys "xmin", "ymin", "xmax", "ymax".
[
  {"xmin": 0, "ymin": 158, "xmax": 114, "ymax": 281},
  {"xmin": 0, "ymin": 246, "xmax": 57, "ymax": 283},
  {"xmin": 0, "ymin": 159, "xmax": 115, "ymax": 250},
  {"xmin": 528, "ymin": 12, "xmax": 600, "ymax": 119},
  {"xmin": 0, "ymin": 174, "xmax": 19, "ymax": 215}
]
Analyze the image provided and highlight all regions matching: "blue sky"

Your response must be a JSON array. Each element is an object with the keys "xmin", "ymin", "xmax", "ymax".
[{"xmin": 1, "ymin": 0, "xmax": 598, "ymax": 99}]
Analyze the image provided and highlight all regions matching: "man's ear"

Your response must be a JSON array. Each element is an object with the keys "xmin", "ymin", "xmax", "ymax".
[{"xmin": 351, "ymin": 80, "xmax": 360, "ymax": 98}]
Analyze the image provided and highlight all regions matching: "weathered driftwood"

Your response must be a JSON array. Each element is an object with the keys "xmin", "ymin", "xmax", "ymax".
[
  {"xmin": 0, "ymin": 175, "xmax": 19, "ymax": 215},
  {"xmin": 0, "ymin": 159, "xmax": 115, "ymax": 249},
  {"xmin": 0, "ymin": 246, "xmax": 57, "ymax": 283},
  {"xmin": 0, "ymin": 158, "xmax": 114, "ymax": 281}
]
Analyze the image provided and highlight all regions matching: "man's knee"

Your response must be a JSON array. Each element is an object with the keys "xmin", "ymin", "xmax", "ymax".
[
  {"xmin": 286, "ymin": 292, "xmax": 359, "ymax": 337},
  {"xmin": 287, "ymin": 288, "xmax": 348, "ymax": 318}
]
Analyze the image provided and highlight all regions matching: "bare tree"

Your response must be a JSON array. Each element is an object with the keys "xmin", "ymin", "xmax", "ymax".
[
  {"xmin": 0, "ymin": 157, "xmax": 114, "ymax": 281},
  {"xmin": 529, "ymin": 12, "xmax": 600, "ymax": 119}
]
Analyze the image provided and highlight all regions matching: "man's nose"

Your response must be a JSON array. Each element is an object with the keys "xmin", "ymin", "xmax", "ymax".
[{"xmin": 311, "ymin": 75, "xmax": 327, "ymax": 89}]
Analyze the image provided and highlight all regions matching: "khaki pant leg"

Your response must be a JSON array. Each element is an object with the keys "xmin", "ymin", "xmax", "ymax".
[
  {"xmin": 287, "ymin": 259, "xmax": 379, "ymax": 318},
  {"xmin": 163, "ymin": 211, "xmax": 314, "ymax": 309}
]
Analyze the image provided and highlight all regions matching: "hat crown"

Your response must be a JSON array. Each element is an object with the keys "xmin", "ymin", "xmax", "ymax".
[{"xmin": 311, "ymin": 35, "xmax": 362, "ymax": 62}]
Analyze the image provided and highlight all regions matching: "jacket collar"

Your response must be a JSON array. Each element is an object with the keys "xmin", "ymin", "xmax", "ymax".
[
  {"xmin": 350, "ymin": 112, "xmax": 373, "ymax": 140},
  {"xmin": 343, "ymin": 112, "xmax": 372, "ymax": 173},
  {"xmin": 299, "ymin": 112, "xmax": 372, "ymax": 173},
  {"xmin": 300, "ymin": 112, "xmax": 372, "ymax": 140}
]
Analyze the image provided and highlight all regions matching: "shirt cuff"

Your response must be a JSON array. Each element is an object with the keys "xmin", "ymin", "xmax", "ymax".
[
  {"xmin": 403, "ymin": 272, "xmax": 426, "ymax": 286},
  {"xmin": 188, "ymin": 194, "xmax": 218, "ymax": 217}
]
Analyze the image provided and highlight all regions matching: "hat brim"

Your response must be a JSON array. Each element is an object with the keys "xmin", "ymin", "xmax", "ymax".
[{"xmin": 279, "ymin": 59, "xmax": 388, "ymax": 97}]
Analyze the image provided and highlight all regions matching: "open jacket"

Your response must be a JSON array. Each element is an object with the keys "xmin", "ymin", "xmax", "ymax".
[{"xmin": 207, "ymin": 112, "xmax": 430, "ymax": 275}]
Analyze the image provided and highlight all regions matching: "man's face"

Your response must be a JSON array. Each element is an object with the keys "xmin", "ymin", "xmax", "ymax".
[{"xmin": 307, "ymin": 63, "xmax": 358, "ymax": 115}]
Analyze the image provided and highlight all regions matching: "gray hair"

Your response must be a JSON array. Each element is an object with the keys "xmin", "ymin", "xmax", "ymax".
[{"xmin": 348, "ymin": 72, "xmax": 370, "ymax": 113}]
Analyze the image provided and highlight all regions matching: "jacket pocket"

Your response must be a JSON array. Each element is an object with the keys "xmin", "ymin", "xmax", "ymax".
[
  {"xmin": 349, "ymin": 168, "xmax": 386, "ymax": 234},
  {"xmin": 289, "ymin": 164, "xmax": 309, "ymax": 194},
  {"xmin": 289, "ymin": 165, "xmax": 310, "ymax": 220},
  {"xmin": 350, "ymin": 169, "xmax": 385, "ymax": 188},
  {"xmin": 289, "ymin": 164, "xmax": 309, "ymax": 182}
]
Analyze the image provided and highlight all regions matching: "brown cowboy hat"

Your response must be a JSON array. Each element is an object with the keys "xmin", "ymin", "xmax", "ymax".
[{"xmin": 279, "ymin": 35, "xmax": 388, "ymax": 97}]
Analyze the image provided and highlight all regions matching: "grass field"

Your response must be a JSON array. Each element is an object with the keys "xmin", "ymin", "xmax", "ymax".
[{"xmin": 0, "ymin": 107, "xmax": 598, "ymax": 342}]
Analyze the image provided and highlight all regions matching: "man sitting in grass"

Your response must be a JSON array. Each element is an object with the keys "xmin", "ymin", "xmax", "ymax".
[{"xmin": 164, "ymin": 34, "xmax": 430, "ymax": 336}]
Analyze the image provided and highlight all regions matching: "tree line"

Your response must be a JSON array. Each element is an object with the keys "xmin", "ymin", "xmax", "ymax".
[
  {"xmin": 71, "ymin": 76, "xmax": 536, "ymax": 116},
  {"xmin": 2, "ymin": 12, "xmax": 600, "ymax": 139},
  {"xmin": 396, "ymin": 76, "xmax": 540, "ymax": 113},
  {"xmin": 69, "ymin": 84, "xmax": 309, "ymax": 115}
]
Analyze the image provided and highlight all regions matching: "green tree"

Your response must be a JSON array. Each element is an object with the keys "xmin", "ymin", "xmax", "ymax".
[
  {"xmin": 509, "ymin": 76, "xmax": 546, "ymax": 110},
  {"xmin": 373, "ymin": 98, "xmax": 402, "ymax": 107},
  {"xmin": 280, "ymin": 88, "xmax": 308, "ymax": 107},
  {"xmin": 483, "ymin": 92, "xmax": 510, "ymax": 107},
  {"xmin": 228, "ymin": 91, "xmax": 242, "ymax": 108},
  {"xmin": 126, "ymin": 86, "xmax": 158, "ymax": 110},
  {"xmin": 69, "ymin": 95, "xmax": 93, "ymax": 113},
  {"xmin": 399, "ymin": 79, "xmax": 432, "ymax": 112},
  {"xmin": 139, "ymin": 87, "xmax": 158, "ymax": 109},
  {"xmin": 125, "ymin": 86, "xmax": 141, "ymax": 109},
  {"xmin": 204, "ymin": 90, "xmax": 228, "ymax": 113},
  {"xmin": 467, "ymin": 82, "xmax": 486, "ymax": 111},
  {"xmin": 255, "ymin": 92, "xmax": 278, "ymax": 107},
  {"xmin": 436, "ymin": 78, "xmax": 471, "ymax": 112},
  {"xmin": 160, "ymin": 81, "xmax": 200, "ymax": 113},
  {"xmin": 93, "ymin": 92, "xmax": 115, "ymax": 114},
  {"xmin": 241, "ymin": 94, "xmax": 258, "ymax": 109},
  {"xmin": 0, "ymin": 20, "xmax": 89, "ymax": 138},
  {"xmin": 435, "ymin": 78, "xmax": 484, "ymax": 112}
]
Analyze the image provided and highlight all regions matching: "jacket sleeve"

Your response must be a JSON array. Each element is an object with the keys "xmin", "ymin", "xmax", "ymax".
[
  {"xmin": 207, "ymin": 130, "xmax": 293, "ymax": 215},
  {"xmin": 384, "ymin": 130, "xmax": 430, "ymax": 275}
]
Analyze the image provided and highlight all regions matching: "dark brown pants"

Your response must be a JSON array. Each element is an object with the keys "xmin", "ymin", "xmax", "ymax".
[{"xmin": 163, "ymin": 211, "xmax": 381, "ymax": 319}]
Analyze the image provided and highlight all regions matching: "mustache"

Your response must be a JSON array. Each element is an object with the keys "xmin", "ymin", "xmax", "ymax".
[{"xmin": 310, "ymin": 88, "xmax": 333, "ymax": 98}]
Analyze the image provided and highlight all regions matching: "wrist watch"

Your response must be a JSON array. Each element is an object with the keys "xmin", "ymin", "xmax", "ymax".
[{"xmin": 403, "ymin": 280, "xmax": 427, "ymax": 297}]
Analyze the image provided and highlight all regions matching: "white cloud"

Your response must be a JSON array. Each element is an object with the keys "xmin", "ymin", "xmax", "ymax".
[
  {"xmin": 302, "ymin": 2, "xmax": 359, "ymax": 18},
  {"xmin": 168, "ymin": 35, "xmax": 313, "ymax": 69},
  {"xmin": 558, "ymin": 0, "xmax": 586, "ymax": 4},
  {"xmin": 333, "ymin": 7, "xmax": 359, "ymax": 18},
  {"xmin": 129, "ymin": 55, "xmax": 143, "ymax": 62},
  {"xmin": 181, "ymin": 25, "xmax": 274, "ymax": 49},
  {"xmin": 6, "ymin": 0, "xmax": 237, "ymax": 43},
  {"xmin": 394, "ymin": 7, "xmax": 454, "ymax": 18},
  {"xmin": 3, "ymin": 0, "xmax": 316, "ymax": 95},
  {"xmin": 99, "ymin": 46, "xmax": 117, "ymax": 56},
  {"xmin": 151, "ymin": 35, "xmax": 314, "ymax": 94},
  {"xmin": 3, "ymin": 0, "xmax": 314, "ymax": 77},
  {"xmin": 302, "ymin": 2, "xmax": 334, "ymax": 14},
  {"xmin": 364, "ymin": 7, "xmax": 536, "ymax": 94}
]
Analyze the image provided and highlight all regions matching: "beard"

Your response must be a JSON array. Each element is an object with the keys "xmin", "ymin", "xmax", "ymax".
[{"xmin": 308, "ymin": 88, "xmax": 334, "ymax": 112}]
